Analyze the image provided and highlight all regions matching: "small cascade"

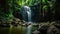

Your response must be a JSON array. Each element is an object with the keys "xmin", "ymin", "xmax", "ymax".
[
  {"xmin": 22, "ymin": 6, "xmax": 32, "ymax": 34},
  {"xmin": 22, "ymin": 6, "xmax": 32, "ymax": 23}
]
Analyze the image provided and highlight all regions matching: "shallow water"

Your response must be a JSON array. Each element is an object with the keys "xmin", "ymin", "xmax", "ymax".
[
  {"xmin": 0, "ymin": 25, "xmax": 35, "ymax": 34},
  {"xmin": 26, "ymin": 25, "xmax": 32, "ymax": 34},
  {"xmin": 0, "ymin": 26, "xmax": 25, "ymax": 34}
]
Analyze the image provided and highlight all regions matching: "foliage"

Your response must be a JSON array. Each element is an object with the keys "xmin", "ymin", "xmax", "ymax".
[
  {"xmin": 14, "ymin": 0, "xmax": 40, "ymax": 6},
  {"xmin": 42, "ymin": 0, "xmax": 55, "ymax": 13},
  {"xmin": 0, "ymin": 0, "xmax": 55, "ymax": 21},
  {"xmin": 7, "ymin": 0, "xmax": 14, "ymax": 20}
]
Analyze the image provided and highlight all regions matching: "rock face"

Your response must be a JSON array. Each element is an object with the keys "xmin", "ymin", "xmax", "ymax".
[
  {"xmin": 0, "ymin": 18, "xmax": 26, "ymax": 27},
  {"xmin": 47, "ymin": 25, "xmax": 59, "ymax": 34},
  {"xmin": 35, "ymin": 22, "xmax": 60, "ymax": 34},
  {"xmin": 38, "ymin": 25, "xmax": 49, "ymax": 34},
  {"xmin": 10, "ymin": 18, "xmax": 26, "ymax": 26},
  {"xmin": 32, "ymin": 30, "xmax": 40, "ymax": 34}
]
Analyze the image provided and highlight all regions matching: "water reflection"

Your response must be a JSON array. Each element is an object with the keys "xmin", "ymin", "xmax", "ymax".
[
  {"xmin": 0, "ymin": 25, "xmax": 33, "ymax": 34},
  {"xmin": 26, "ymin": 25, "xmax": 32, "ymax": 34},
  {"xmin": 0, "ymin": 26, "xmax": 23, "ymax": 34}
]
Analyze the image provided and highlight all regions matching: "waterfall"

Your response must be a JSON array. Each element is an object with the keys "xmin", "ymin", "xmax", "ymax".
[
  {"xmin": 27, "ymin": 8, "xmax": 31, "ymax": 23},
  {"xmin": 22, "ymin": 6, "xmax": 32, "ymax": 34},
  {"xmin": 22, "ymin": 6, "xmax": 32, "ymax": 23}
]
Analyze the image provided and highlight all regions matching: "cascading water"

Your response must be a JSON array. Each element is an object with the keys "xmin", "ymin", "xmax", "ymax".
[
  {"xmin": 22, "ymin": 6, "xmax": 32, "ymax": 23},
  {"xmin": 27, "ymin": 9, "xmax": 31, "ymax": 23},
  {"xmin": 22, "ymin": 6, "xmax": 32, "ymax": 34}
]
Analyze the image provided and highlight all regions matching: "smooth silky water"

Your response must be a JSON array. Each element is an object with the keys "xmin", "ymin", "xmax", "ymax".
[{"xmin": 22, "ymin": 6, "xmax": 32, "ymax": 34}]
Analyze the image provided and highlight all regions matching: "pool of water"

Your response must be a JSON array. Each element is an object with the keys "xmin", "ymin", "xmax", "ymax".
[{"xmin": 0, "ymin": 25, "xmax": 37, "ymax": 34}]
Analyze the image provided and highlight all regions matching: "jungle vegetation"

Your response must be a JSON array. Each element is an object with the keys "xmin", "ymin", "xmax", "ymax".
[{"xmin": 0, "ymin": 0, "xmax": 56, "ymax": 22}]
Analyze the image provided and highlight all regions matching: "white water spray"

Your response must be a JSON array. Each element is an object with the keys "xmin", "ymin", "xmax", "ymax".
[
  {"xmin": 22, "ymin": 6, "xmax": 32, "ymax": 34},
  {"xmin": 22, "ymin": 6, "xmax": 32, "ymax": 23}
]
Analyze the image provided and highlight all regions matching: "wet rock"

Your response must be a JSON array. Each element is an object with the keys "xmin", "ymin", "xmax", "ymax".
[
  {"xmin": 55, "ymin": 21, "xmax": 60, "ymax": 28},
  {"xmin": 47, "ymin": 25, "xmax": 59, "ymax": 34},
  {"xmin": 32, "ymin": 30, "xmax": 40, "ymax": 34},
  {"xmin": 38, "ymin": 25, "xmax": 49, "ymax": 34}
]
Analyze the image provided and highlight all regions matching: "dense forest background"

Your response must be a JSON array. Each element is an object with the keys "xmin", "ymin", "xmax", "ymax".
[{"xmin": 0, "ymin": 0, "xmax": 59, "ymax": 22}]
